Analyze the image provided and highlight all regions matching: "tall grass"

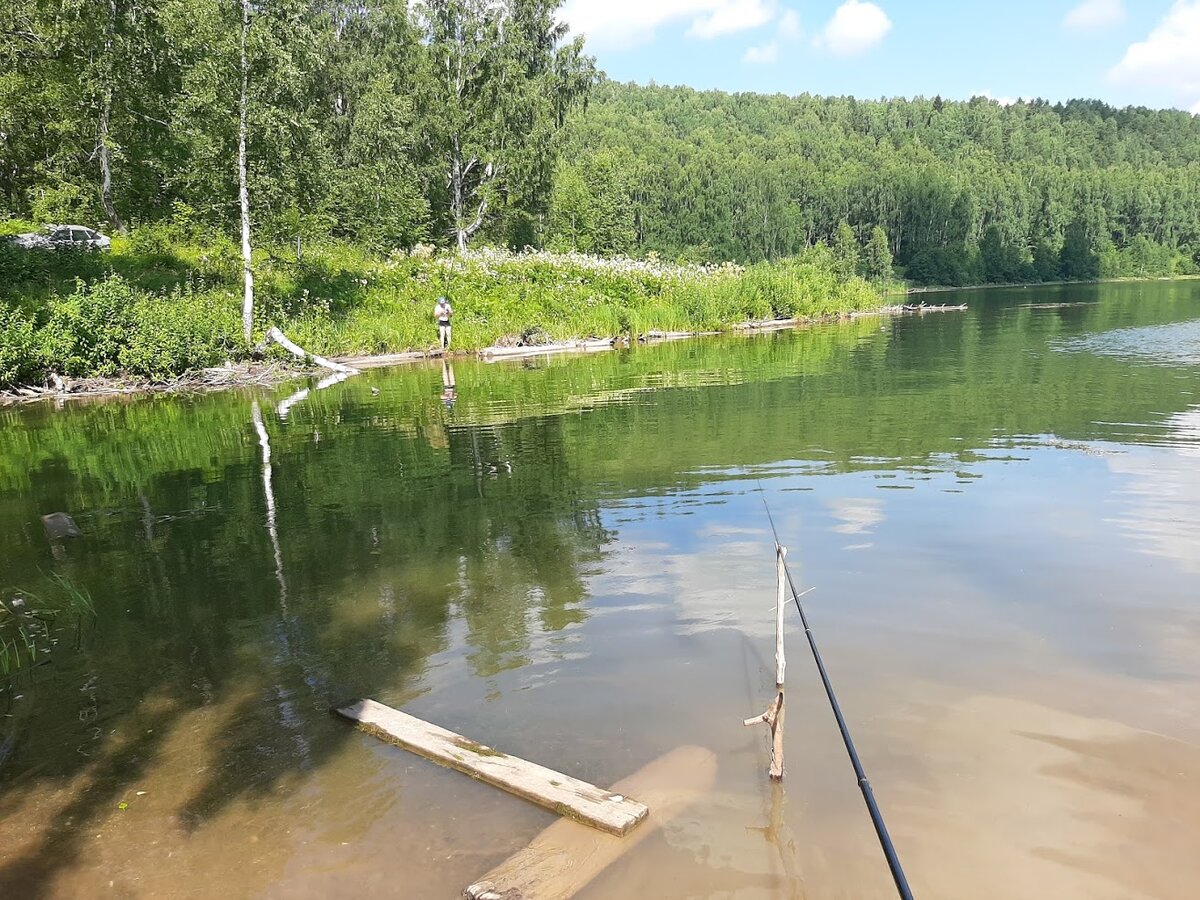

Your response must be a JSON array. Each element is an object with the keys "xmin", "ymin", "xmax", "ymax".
[{"xmin": 2, "ymin": 232, "xmax": 892, "ymax": 387}]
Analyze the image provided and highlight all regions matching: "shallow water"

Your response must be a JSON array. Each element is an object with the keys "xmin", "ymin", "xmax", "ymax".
[{"xmin": 1, "ymin": 281, "xmax": 1198, "ymax": 899}]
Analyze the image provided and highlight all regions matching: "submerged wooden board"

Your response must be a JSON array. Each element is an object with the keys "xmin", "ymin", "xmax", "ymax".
[
  {"xmin": 335, "ymin": 699, "xmax": 648, "ymax": 836},
  {"xmin": 464, "ymin": 745, "xmax": 717, "ymax": 900}
]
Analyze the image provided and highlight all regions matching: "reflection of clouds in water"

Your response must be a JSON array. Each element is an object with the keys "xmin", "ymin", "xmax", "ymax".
[
  {"xmin": 593, "ymin": 536, "xmax": 778, "ymax": 636},
  {"xmin": 1100, "ymin": 407, "xmax": 1200, "ymax": 680},
  {"xmin": 694, "ymin": 523, "xmax": 768, "ymax": 539},
  {"xmin": 1106, "ymin": 407, "xmax": 1200, "ymax": 575},
  {"xmin": 827, "ymin": 497, "xmax": 885, "ymax": 535}
]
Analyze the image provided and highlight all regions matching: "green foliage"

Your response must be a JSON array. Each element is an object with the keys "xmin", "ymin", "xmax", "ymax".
[
  {"xmin": 907, "ymin": 247, "xmax": 975, "ymax": 286},
  {"xmin": 862, "ymin": 226, "xmax": 894, "ymax": 282},
  {"xmin": 1060, "ymin": 220, "xmax": 1100, "ymax": 280},
  {"xmin": 558, "ymin": 83, "xmax": 1200, "ymax": 283},
  {"xmin": 1032, "ymin": 239, "xmax": 1060, "ymax": 282},
  {"xmin": 118, "ymin": 289, "xmax": 241, "ymax": 378},
  {"xmin": 832, "ymin": 222, "xmax": 859, "ymax": 280},
  {"xmin": 0, "ymin": 238, "xmax": 888, "ymax": 386},
  {"xmin": 0, "ymin": 305, "xmax": 39, "ymax": 387},
  {"xmin": 29, "ymin": 182, "xmax": 98, "ymax": 226},
  {"xmin": 547, "ymin": 151, "xmax": 637, "ymax": 254},
  {"xmin": 40, "ymin": 276, "xmax": 139, "ymax": 377},
  {"xmin": 1101, "ymin": 234, "xmax": 1175, "ymax": 278},
  {"xmin": 31, "ymin": 275, "xmax": 239, "ymax": 381},
  {"xmin": 980, "ymin": 226, "xmax": 1033, "ymax": 284},
  {"xmin": 7, "ymin": 0, "xmax": 1198, "ymax": 290}
]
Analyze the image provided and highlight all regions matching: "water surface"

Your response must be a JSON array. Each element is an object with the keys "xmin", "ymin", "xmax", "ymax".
[{"xmin": 1, "ymin": 281, "xmax": 1198, "ymax": 898}]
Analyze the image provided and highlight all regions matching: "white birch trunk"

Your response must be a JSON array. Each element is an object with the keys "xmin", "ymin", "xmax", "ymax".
[
  {"xmin": 239, "ymin": 0, "xmax": 255, "ymax": 346},
  {"xmin": 452, "ymin": 136, "xmax": 467, "ymax": 253},
  {"xmin": 99, "ymin": 0, "xmax": 126, "ymax": 235}
]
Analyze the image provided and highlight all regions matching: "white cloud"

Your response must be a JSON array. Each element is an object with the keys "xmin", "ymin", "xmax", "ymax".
[
  {"xmin": 744, "ymin": 41, "xmax": 779, "ymax": 63},
  {"xmin": 1063, "ymin": 0, "xmax": 1126, "ymax": 31},
  {"xmin": 1110, "ymin": 1, "xmax": 1200, "ymax": 108},
  {"xmin": 741, "ymin": 7, "xmax": 799, "ymax": 65},
  {"xmin": 817, "ymin": 0, "xmax": 892, "ymax": 57},
  {"xmin": 688, "ymin": 0, "xmax": 775, "ymax": 39},
  {"xmin": 779, "ymin": 8, "xmax": 802, "ymax": 41},
  {"xmin": 972, "ymin": 89, "xmax": 1017, "ymax": 107},
  {"xmin": 1192, "ymin": 99, "xmax": 1200, "ymax": 115},
  {"xmin": 561, "ymin": 0, "xmax": 776, "ymax": 48}
]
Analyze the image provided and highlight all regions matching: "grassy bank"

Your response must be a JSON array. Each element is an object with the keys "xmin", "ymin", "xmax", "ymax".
[{"xmin": 0, "ymin": 225, "xmax": 893, "ymax": 388}]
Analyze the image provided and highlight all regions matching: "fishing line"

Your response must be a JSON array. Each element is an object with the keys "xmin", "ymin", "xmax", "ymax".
[{"xmin": 757, "ymin": 483, "xmax": 914, "ymax": 900}]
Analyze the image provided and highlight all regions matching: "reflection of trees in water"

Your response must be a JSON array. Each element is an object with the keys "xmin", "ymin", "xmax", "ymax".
[{"xmin": 0, "ymin": 392, "xmax": 612, "ymax": 895}]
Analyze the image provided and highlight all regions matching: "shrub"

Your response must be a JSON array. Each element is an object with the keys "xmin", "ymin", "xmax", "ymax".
[
  {"xmin": 127, "ymin": 223, "xmax": 177, "ymax": 260},
  {"xmin": 0, "ymin": 305, "xmax": 41, "ymax": 387},
  {"xmin": 118, "ymin": 290, "xmax": 241, "ymax": 379},
  {"xmin": 40, "ymin": 276, "xmax": 137, "ymax": 376}
]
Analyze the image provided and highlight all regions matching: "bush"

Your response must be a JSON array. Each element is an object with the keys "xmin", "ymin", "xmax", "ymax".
[
  {"xmin": 0, "ymin": 305, "xmax": 41, "ymax": 387},
  {"xmin": 40, "ymin": 276, "xmax": 137, "ymax": 376},
  {"xmin": 127, "ymin": 223, "xmax": 177, "ymax": 260},
  {"xmin": 119, "ymin": 290, "xmax": 241, "ymax": 379}
]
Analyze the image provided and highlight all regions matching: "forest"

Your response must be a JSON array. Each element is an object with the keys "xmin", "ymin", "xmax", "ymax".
[
  {"xmin": 1, "ymin": 0, "xmax": 594, "ymax": 254},
  {"xmin": 554, "ymin": 83, "xmax": 1200, "ymax": 283},
  {"xmin": 5, "ymin": 1, "xmax": 1200, "ymax": 280},
  {"xmin": 4, "ymin": 1, "xmax": 1200, "ymax": 282}
]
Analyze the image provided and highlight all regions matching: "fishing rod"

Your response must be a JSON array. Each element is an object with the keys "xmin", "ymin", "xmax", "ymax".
[{"xmin": 759, "ymin": 489, "xmax": 914, "ymax": 900}]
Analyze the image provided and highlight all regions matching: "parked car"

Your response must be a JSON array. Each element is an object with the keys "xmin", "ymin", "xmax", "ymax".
[{"xmin": 8, "ymin": 224, "xmax": 112, "ymax": 251}]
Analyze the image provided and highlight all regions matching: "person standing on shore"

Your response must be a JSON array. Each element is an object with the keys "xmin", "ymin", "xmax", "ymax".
[{"xmin": 434, "ymin": 296, "xmax": 453, "ymax": 350}]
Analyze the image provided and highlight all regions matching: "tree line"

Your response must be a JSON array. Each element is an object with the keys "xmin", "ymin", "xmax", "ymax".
[
  {"xmin": 1, "ymin": 0, "xmax": 594, "ymax": 256},
  {"xmin": 4, "ymin": 2, "xmax": 1200, "ymax": 286},
  {"xmin": 550, "ymin": 83, "xmax": 1200, "ymax": 283}
]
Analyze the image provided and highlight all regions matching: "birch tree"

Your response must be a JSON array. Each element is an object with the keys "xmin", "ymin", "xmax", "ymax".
[
  {"xmin": 418, "ymin": 0, "xmax": 592, "ymax": 252},
  {"xmin": 164, "ymin": 0, "xmax": 330, "ymax": 344}
]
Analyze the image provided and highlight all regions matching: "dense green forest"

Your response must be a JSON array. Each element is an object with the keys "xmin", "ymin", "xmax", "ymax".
[
  {"xmin": 553, "ymin": 83, "xmax": 1200, "ymax": 283},
  {"xmin": 1, "ymin": 0, "xmax": 593, "ymax": 252},
  {"xmin": 5, "ymin": 0, "xmax": 1200, "ymax": 286}
]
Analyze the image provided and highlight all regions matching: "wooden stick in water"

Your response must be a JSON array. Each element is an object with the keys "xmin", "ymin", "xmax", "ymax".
[{"xmin": 743, "ymin": 545, "xmax": 787, "ymax": 780}]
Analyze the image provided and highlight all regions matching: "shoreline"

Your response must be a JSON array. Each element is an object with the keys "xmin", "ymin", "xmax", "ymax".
[
  {"xmin": 1, "ymin": 302, "xmax": 967, "ymax": 408},
  {"xmin": 903, "ymin": 273, "xmax": 1200, "ymax": 294}
]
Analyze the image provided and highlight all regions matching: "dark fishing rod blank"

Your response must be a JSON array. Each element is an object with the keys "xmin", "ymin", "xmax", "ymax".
[{"xmin": 760, "ymin": 490, "xmax": 914, "ymax": 900}]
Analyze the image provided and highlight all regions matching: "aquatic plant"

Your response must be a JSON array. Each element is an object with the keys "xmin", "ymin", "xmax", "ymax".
[{"xmin": 0, "ymin": 575, "xmax": 96, "ymax": 677}]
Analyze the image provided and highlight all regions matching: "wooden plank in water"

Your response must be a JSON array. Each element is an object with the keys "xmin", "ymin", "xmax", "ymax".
[
  {"xmin": 464, "ymin": 744, "xmax": 717, "ymax": 900},
  {"xmin": 335, "ymin": 699, "xmax": 648, "ymax": 836}
]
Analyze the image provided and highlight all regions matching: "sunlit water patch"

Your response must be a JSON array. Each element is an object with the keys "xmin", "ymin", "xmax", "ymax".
[{"xmin": 1053, "ymin": 317, "xmax": 1200, "ymax": 366}]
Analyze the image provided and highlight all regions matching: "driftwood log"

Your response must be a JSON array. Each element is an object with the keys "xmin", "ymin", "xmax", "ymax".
[{"xmin": 264, "ymin": 327, "xmax": 359, "ymax": 375}]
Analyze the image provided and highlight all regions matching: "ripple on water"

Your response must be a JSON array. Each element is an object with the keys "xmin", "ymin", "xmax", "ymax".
[{"xmin": 1053, "ymin": 317, "xmax": 1200, "ymax": 367}]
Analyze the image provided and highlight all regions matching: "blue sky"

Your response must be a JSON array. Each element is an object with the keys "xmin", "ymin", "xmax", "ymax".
[{"xmin": 559, "ymin": 0, "xmax": 1200, "ymax": 113}]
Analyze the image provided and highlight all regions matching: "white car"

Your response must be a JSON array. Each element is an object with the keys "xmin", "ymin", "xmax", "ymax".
[{"xmin": 9, "ymin": 224, "xmax": 112, "ymax": 251}]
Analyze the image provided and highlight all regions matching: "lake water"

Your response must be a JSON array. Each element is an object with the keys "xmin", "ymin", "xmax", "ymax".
[{"xmin": 1, "ymin": 281, "xmax": 1198, "ymax": 899}]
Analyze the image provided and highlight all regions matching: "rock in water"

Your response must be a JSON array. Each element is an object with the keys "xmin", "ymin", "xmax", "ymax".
[{"xmin": 41, "ymin": 512, "xmax": 82, "ymax": 540}]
